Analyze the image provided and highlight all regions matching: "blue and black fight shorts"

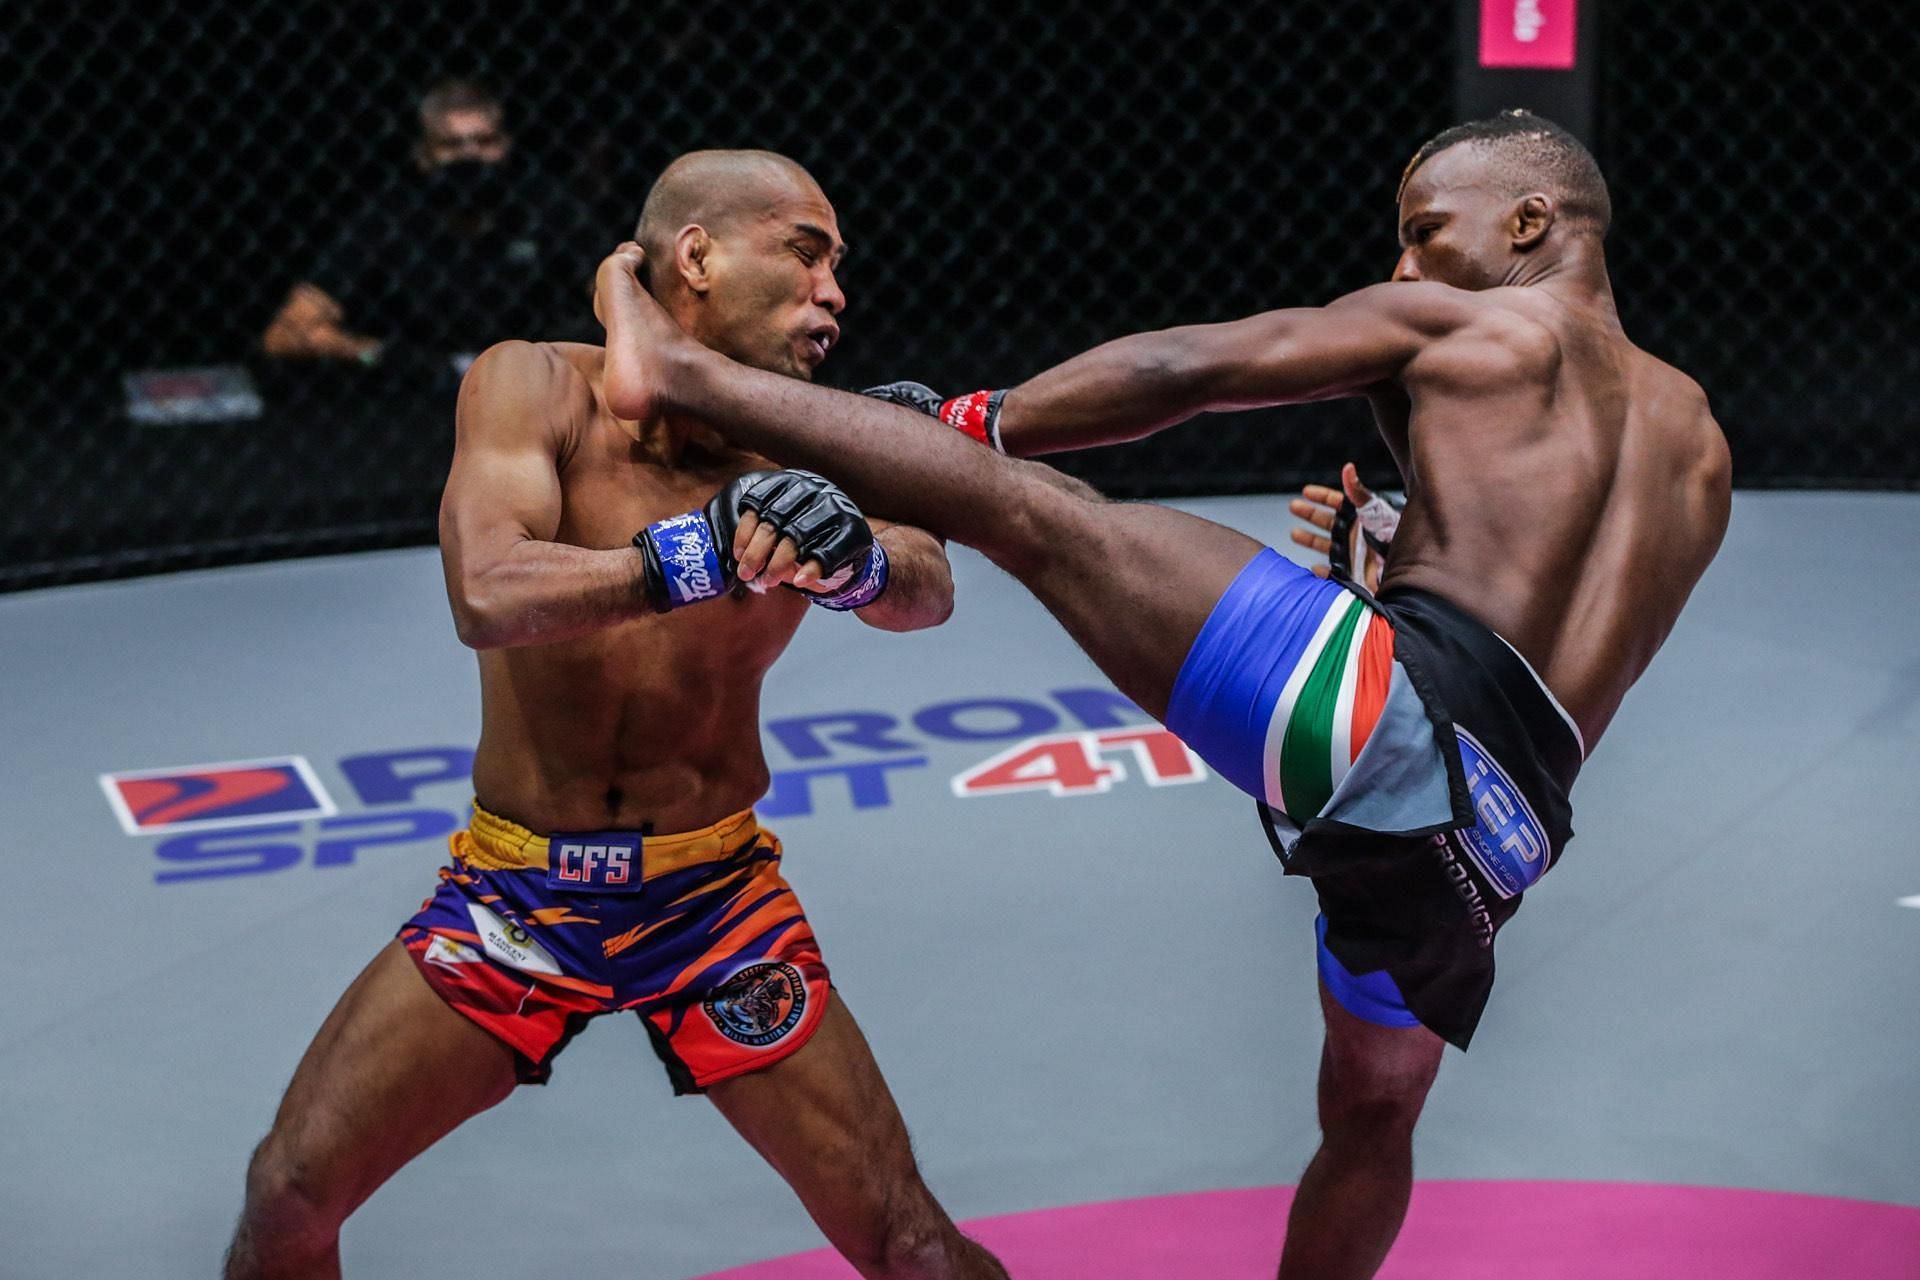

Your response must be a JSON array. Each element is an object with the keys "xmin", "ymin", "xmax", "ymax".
[{"xmin": 1164, "ymin": 548, "xmax": 1585, "ymax": 1048}]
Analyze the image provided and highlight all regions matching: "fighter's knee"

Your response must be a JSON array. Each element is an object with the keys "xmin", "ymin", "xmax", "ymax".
[
  {"xmin": 1319, "ymin": 1060, "xmax": 1437, "ymax": 1139},
  {"xmin": 1324, "ymin": 1089, "xmax": 1428, "ymax": 1142},
  {"xmin": 236, "ymin": 1135, "xmax": 346, "ymax": 1253}
]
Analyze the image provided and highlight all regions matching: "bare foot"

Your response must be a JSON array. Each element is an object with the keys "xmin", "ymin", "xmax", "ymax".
[{"xmin": 595, "ymin": 243, "xmax": 688, "ymax": 423}]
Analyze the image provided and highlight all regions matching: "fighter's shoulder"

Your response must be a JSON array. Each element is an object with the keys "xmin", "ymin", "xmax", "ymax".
[
  {"xmin": 1339, "ymin": 285, "xmax": 1560, "ymax": 383},
  {"xmin": 1451, "ymin": 285, "xmax": 1570, "ymax": 351},
  {"xmin": 456, "ymin": 341, "xmax": 595, "ymax": 442},
  {"xmin": 1328, "ymin": 282, "xmax": 1552, "ymax": 357},
  {"xmin": 463, "ymin": 339, "xmax": 595, "ymax": 397},
  {"xmin": 1642, "ymin": 356, "xmax": 1730, "ymax": 493},
  {"xmin": 1328, "ymin": 281, "xmax": 1492, "ymax": 329}
]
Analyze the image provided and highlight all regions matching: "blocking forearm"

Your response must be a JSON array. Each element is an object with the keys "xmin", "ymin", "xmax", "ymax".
[
  {"xmin": 453, "ymin": 539, "xmax": 652, "ymax": 649},
  {"xmin": 854, "ymin": 526, "xmax": 954, "ymax": 633}
]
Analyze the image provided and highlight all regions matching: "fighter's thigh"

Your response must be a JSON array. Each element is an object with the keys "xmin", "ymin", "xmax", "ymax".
[
  {"xmin": 250, "ymin": 940, "xmax": 519, "ymax": 1215},
  {"xmin": 705, "ymin": 996, "xmax": 947, "ymax": 1243},
  {"xmin": 1315, "ymin": 979, "xmax": 1445, "ymax": 1126},
  {"xmin": 990, "ymin": 465, "xmax": 1265, "ymax": 719}
]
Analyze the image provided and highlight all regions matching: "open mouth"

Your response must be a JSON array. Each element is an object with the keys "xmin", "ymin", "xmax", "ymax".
[{"xmin": 803, "ymin": 325, "xmax": 838, "ymax": 363}]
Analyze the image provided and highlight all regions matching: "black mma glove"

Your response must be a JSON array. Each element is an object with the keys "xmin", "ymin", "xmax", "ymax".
[
  {"xmin": 734, "ymin": 469, "xmax": 890, "ymax": 611},
  {"xmin": 633, "ymin": 470, "xmax": 889, "ymax": 612},
  {"xmin": 863, "ymin": 381, "xmax": 1008, "ymax": 453}
]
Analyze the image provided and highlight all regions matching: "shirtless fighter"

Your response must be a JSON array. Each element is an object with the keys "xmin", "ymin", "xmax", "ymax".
[
  {"xmin": 594, "ymin": 112, "xmax": 1732, "ymax": 1278},
  {"xmin": 226, "ymin": 151, "xmax": 1009, "ymax": 1279}
]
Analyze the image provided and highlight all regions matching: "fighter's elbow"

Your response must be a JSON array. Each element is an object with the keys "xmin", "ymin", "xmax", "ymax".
[
  {"xmin": 450, "ymin": 609, "xmax": 495, "ymax": 651},
  {"xmin": 858, "ymin": 582, "xmax": 955, "ymax": 634},
  {"xmin": 916, "ymin": 589, "xmax": 958, "ymax": 631},
  {"xmin": 861, "ymin": 605, "xmax": 950, "ymax": 634},
  {"xmin": 449, "ymin": 588, "xmax": 512, "ymax": 650}
]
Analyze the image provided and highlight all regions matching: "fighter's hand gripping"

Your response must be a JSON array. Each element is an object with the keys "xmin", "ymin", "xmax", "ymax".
[
  {"xmin": 730, "ymin": 469, "xmax": 890, "ymax": 611},
  {"xmin": 1288, "ymin": 463, "xmax": 1401, "ymax": 592},
  {"xmin": 634, "ymin": 469, "xmax": 888, "ymax": 612}
]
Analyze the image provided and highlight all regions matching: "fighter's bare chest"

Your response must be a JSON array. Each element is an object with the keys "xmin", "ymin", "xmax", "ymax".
[{"xmin": 553, "ymin": 442, "xmax": 756, "ymax": 553}]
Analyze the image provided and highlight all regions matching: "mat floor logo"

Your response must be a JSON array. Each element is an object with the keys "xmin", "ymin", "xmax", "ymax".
[{"xmin": 98, "ymin": 687, "xmax": 1208, "ymax": 885}]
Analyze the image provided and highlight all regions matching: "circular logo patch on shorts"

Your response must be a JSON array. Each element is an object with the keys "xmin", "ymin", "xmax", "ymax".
[{"xmin": 704, "ymin": 961, "xmax": 807, "ymax": 1047}]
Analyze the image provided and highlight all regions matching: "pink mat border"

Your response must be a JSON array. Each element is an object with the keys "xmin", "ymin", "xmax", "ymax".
[{"xmin": 697, "ymin": 1180, "xmax": 1920, "ymax": 1279}]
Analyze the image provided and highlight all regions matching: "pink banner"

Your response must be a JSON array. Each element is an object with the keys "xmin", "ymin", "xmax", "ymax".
[{"xmin": 1480, "ymin": 0, "xmax": 1578, "ymax": 69}]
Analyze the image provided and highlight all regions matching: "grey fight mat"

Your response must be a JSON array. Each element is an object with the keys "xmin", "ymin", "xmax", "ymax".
[{"xmin": 2, "ymin": 492, "xmax": 1916, "ymax": 1278}]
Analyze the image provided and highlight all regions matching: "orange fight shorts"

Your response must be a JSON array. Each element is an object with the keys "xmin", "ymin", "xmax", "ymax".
[{"xmin": 399, "ymin": 802, "xmax": 830, "ymax": 1092}]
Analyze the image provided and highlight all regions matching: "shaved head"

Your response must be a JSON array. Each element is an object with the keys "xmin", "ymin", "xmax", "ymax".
[
  {"xmin": 628, "ymin": 148, "xmax": 845, "ymax": 381},
  {"xmin": 1401, "ymin": 110, "xmax": 1611, "ymax": 236},
  {"xmin": 635, "ymin": 150, "xmax": 824, "ymax": 272}
]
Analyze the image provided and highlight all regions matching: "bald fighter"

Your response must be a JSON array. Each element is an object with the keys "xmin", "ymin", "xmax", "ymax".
[
  {"xmin": 226, "ymin": 151, "xmax": 1009, "ymax": 1280},
  {"xmin": 594, "ymin": 112, "xmax": 1732, "ymax": 1278}
]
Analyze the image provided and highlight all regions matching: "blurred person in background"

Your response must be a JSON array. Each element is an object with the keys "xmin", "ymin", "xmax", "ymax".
[{"xmin": 261, "ymin": 78, "xmax": 598, "ymax": 367}]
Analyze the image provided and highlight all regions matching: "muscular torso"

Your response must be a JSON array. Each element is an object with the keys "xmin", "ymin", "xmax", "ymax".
[
  {"xmin": 469, "ymin": 343, "xmax": 807, "ymax": 833},
  {"xmin": 1374, "ymin": 289, "xmax": 1730, "ymax": 749}
]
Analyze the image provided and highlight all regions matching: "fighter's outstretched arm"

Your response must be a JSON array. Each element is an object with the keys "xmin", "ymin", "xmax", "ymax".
[
  {"xmin": 596, "ymin": 247, "xmax": 1464, "ymax": 548},
  {"xmin": 990, "ymin": 283, "xmax": 1477, "ymax": 456}
]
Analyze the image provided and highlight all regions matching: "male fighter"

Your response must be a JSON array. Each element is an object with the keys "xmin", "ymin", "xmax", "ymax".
[
  {"xmin": 594, "ymin": 112, "xmax": 1732, "ymax": 1279},
  {"xmin": 227, "ymin": 150, "xmax": 1009, "ymax": 1280}
]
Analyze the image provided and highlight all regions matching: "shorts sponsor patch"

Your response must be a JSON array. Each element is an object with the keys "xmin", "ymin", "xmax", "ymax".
[
  {"xmin": 547, "ymin": 831, "xmax": 643, "ymax": 893},
  {"xmin": 1453, "ymin": 727, "xmax": 1549, "ymax": 899},
  {"xmin": 466, "ymin": 902, "xmax": 563, "ymax": 976},
  {"xmin": 703, "ymin": 961, "xmax": 807, "ymax": 1047}
]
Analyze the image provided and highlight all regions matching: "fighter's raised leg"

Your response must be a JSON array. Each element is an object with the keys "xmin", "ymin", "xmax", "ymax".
[{"xmin": 598, "ymin": 245, "xmax": 1263, "ymax": 720}]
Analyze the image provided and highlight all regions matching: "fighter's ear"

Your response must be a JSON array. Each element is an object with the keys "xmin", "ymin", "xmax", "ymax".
[
  {"xmin": 1512, "ymin": 193, "xmax": 1555, "ymax": 251},
  {"xmin": 675, "ymin": 225, "xmax": 714, "ymax": 295}
]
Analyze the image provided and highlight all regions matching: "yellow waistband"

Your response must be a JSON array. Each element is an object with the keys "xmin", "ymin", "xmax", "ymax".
[{"xmin": 459, "ymin": 801, "xmax": 764, "ymax": 876}]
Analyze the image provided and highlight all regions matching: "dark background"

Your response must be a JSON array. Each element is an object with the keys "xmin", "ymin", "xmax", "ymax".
[{"xmin": 4, "ymin": 1, "xmax": 1915, "ymax": 590}]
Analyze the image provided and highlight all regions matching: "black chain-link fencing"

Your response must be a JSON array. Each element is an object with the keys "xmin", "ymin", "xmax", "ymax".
[
  {"xmin": 4, "ymin": 1, "xmax": 1914, "ymax": 591},
  {"xmin": 1604, "ymin": 1, "xmax": 1920, "ymax": 489}
]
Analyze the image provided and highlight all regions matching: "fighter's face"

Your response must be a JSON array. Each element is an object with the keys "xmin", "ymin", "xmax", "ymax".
[
  {"xmin": 702, "ymin": 186, "xmax": 846, "ymax": 381},
  {"xmin": 1391, "ymin": 145, "xmax": 1517, "ymax": 290}
]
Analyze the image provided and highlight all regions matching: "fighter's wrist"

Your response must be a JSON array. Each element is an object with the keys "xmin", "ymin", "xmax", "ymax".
[
  {"xmin": 862, "ymin": 381, "xmax": 1008, "ymax": 453},
  {"xmin": 634, "ymin": 511, "xmax": 731, "ymax": 611},
  {"xmin": 803, "ymin": 539, "xmax": 890, "ymax": 611},
  {"xmin": 1354, "ymin": 493, "xmax": 1403, "ymax": 547},
  {"xmin": 938, "ymin": 388, "xmax": 1008, "ymax": 452}
]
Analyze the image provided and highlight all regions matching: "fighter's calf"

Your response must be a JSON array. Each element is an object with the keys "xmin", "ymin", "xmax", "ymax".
[{"xmin": 966, "ymin": 456, "xmax": 1112, "ymax": 580}]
